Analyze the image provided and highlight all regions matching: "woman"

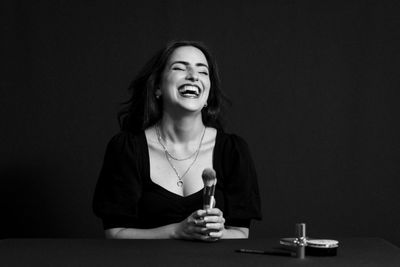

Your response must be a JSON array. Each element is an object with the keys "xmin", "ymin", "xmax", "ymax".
[{"xmin": 93, "ymin": 41, "xmax": 261, "ymax": 241}]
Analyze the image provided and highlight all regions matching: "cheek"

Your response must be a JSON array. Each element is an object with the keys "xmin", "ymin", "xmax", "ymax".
[
  {"xmin": 203, "ymin": 77, "xmax": 211, "ymax": 91},
  {"xmin": 160, "ymin": 74, "xmax": 177, "ymax": 92},
  {"xmin": 206, "ymin": 81, "xmax": 212, "ymax": 95},
  {"xmin": 204, "ymin": 84, "xmax": 211, "ymax": 100}
]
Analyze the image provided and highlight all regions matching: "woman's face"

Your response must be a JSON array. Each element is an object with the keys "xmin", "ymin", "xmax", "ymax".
[{"xmin": 159, "ymin": 46, "xmax": 211, "ymax": 114}]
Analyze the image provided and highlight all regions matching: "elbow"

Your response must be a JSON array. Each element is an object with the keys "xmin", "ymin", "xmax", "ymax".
[
  {"xmin": 105, "ymin": 228, "xmax": 125, "ymax": 239},
  {"xmin": 238, "ymin": 228, "xmax": 249, "ymax": 239}
]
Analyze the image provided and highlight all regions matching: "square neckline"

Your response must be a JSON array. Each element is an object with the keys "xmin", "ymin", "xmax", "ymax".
[{"xmin": 141, "ymin": 129, "xmax": 220, "ymax": 198}]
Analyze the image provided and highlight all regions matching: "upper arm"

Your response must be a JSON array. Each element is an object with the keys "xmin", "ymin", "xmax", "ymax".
[
  {"xmin": 218, "ymin": 134, "xmax": 262, "ymax": 228},
  {"xmin": 93, "ymin": 132, "xmax": 145, "ymax": 230}
]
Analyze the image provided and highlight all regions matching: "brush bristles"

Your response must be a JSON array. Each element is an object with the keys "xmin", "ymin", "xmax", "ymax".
[{"xmin": 202, "ymin": 168, "xmax": 217, "ymax": 186}]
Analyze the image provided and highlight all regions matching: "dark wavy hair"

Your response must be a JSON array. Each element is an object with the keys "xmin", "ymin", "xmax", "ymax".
[{"xmin": 118, "ymin": 40, "xmax": 230, "ymax": 133}]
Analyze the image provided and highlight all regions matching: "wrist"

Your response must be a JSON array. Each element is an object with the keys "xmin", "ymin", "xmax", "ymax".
[
  {"xmin": 170, "ymin": 223, "xmax": 179, "ymax": 239},
  {"xmin": 221, "ymin": 228, "xmax": 227, "ymax": 239}
]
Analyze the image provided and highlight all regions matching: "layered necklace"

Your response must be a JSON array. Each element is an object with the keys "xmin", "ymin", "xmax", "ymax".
[{"xmin": 156, "ymin": 123, "xmax": 206, "ymax": 187}]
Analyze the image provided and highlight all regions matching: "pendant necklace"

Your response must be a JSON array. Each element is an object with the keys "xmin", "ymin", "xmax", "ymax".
[{"xmin": 156, "ymin": 124, "xmax": 206, "ymax": 187}]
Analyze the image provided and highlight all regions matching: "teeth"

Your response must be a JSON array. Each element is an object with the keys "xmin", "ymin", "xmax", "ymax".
[{"xmin": 178, "ymin": 85, "xmax": 200, "ymax": 97}]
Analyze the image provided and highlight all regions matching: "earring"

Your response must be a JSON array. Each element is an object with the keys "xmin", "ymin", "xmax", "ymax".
[
  {"xmin": 204, "ymin": 102, "xmax": 208, "ymax": 108},
  {"xmin": 155, "ymin": 90, "xmax": 162, "ymax": 99}
]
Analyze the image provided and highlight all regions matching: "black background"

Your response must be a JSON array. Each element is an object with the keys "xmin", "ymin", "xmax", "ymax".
[{"xmin": 2, "ymin": 1, "xmax": 400, "ymax": 246}]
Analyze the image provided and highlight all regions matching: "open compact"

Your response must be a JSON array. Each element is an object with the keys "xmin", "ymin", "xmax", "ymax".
[{"xmin": 280, "ymin": 237, "xmax": 339, "ymax": 256}]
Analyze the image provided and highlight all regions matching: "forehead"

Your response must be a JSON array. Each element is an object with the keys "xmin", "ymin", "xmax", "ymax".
[{"xmin": 167, "ymin": 46, "xmax": 208, "ymax": 65}]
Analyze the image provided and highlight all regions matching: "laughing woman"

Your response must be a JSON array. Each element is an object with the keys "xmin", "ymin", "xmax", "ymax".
[{"xmin": 93, "ymin": 41, "xmax": 261, "ymax": 241}]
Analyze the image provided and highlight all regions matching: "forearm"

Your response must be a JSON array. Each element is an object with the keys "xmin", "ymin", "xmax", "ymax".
[
  {"xmin": 105, "ymin": 223, "xmax": 179, "ymax": 239},
  {"xmin": 222, "ymin": 226, "xmax": 249, "ymax": 239},
  {"xmin": 105, "ymin": 225, "xmax": 248, "ymax": 240}
]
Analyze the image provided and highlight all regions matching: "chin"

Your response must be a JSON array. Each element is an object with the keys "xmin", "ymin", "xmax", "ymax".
[
  {"xmin": 177, "ymin": 103, "xmax": 204, "ymax": 113},
  {"xmin": 175, "ymin": 98, "xmax": 204, "ymax": 111}
]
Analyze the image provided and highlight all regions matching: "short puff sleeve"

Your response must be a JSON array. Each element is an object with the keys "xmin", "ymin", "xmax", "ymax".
[
  {"xmin": 92, "ymin": 132, "xmax": 146, "ymax": 229},
  {"xmin": 215, "ymin": 133, "xmax": 262, "ymax": 228}
]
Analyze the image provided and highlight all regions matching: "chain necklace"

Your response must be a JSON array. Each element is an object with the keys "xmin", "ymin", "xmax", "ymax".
[
  {"xmin": 155, "ymin": 123, "xmax": 206, "ymax": 187},
  {"xmin": 156, "ymin": 125, "xmax": 199, "ymax": 161},
  {"xmin": 155, "ymin": 123, "xmax": 206, "ymax": 161}
]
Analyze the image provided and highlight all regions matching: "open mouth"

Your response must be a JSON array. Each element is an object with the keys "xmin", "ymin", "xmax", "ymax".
[{"xmin": 178, "ymin": 84, "xmax": 201, "ymax": 98}]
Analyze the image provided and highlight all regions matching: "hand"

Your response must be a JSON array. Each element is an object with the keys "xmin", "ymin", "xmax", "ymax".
[
  {"xmin": 174, "ymin": 209, "xmax": 208, "ymax": 241},
  {"xmin": 203, "ymin": 208, "xmax": 225, "ymax": 241},
  {"xmin": 174, "ymin": 209, "xmax": 225, "ymax": 241}
]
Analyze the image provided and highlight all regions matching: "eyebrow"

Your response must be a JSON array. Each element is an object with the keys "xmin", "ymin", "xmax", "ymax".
[{"xmin": 170, "ymin": 61, "xmax": 209, "ymax": 69}]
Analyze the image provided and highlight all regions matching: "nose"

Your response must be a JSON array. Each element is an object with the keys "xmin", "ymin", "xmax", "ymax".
[{"xmin": 186, "ymin": 68, "xmax": 199, "ymax": 81}]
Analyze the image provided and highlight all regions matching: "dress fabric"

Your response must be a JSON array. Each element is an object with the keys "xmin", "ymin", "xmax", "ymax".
[{"xmin": 93, "ymin": 130, "xmax": 262, "ymax": 230}]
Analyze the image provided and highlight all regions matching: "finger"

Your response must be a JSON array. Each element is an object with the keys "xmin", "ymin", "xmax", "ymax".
[
  {"xmin": 205, "ymin": 223, "xmax": 225, "ymax": 230},
  {"xmin": 187, "ymin": 216, "xmax": 200, "ymax": 225},
  {"xmin": 188, "ymin": 225, "xmax": 209, "ymax": 235},
  {"xmin": 205, "ymin": 208, "xmax": 223, "ymax": 216},
  {"xmin": 188, "ymin": 211, "xmax": 206, "ymax": 225},
  {"xmin": 201, "ymin": 231, "xmax": 220, "ymax": 242},
  {"xmin": 208, "ymin": 230, "xmax": 223, "ymax": 239},
  {"xmin": 187, "ymin": 229, "xmax": 217, "ymax": 242},
  {"xmin": 204, "ymin": 216, "xmax": 225, "ymax": 223},
  {"xmin": 193, "ymin": 218, "xmax": 206, "ymax": 226},
  {"xmin": 188, "ymin": 232, "xmax": 209, "ymax": 241},
  {"xmin": 193, "ymin": 209, "xmax": 207, "ymax": 218}
]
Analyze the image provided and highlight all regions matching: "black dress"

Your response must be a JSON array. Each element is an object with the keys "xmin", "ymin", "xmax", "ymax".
[{"xmin": 93, "ymin": 130, "xmax": 262, "ymax": 230}]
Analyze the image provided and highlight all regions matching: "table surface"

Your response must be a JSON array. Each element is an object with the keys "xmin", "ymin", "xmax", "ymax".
[{"xmin": 1, "ymin": 237, "xmax": 399, "ymax": 266}]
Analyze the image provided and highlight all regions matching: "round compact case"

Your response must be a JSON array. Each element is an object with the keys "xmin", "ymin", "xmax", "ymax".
[
  {"xmin": 280, "ymin": 238, "xmax": 339, "ymax": 256},
  {"xmin": 306, "ymin": 239, "xmax": 339, "ymax": 256}
]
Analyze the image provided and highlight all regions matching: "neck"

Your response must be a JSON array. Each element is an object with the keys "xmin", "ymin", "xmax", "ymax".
[{"xmin": 158, "ymin": 112, "xmax": 205, "ymax": 144}]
